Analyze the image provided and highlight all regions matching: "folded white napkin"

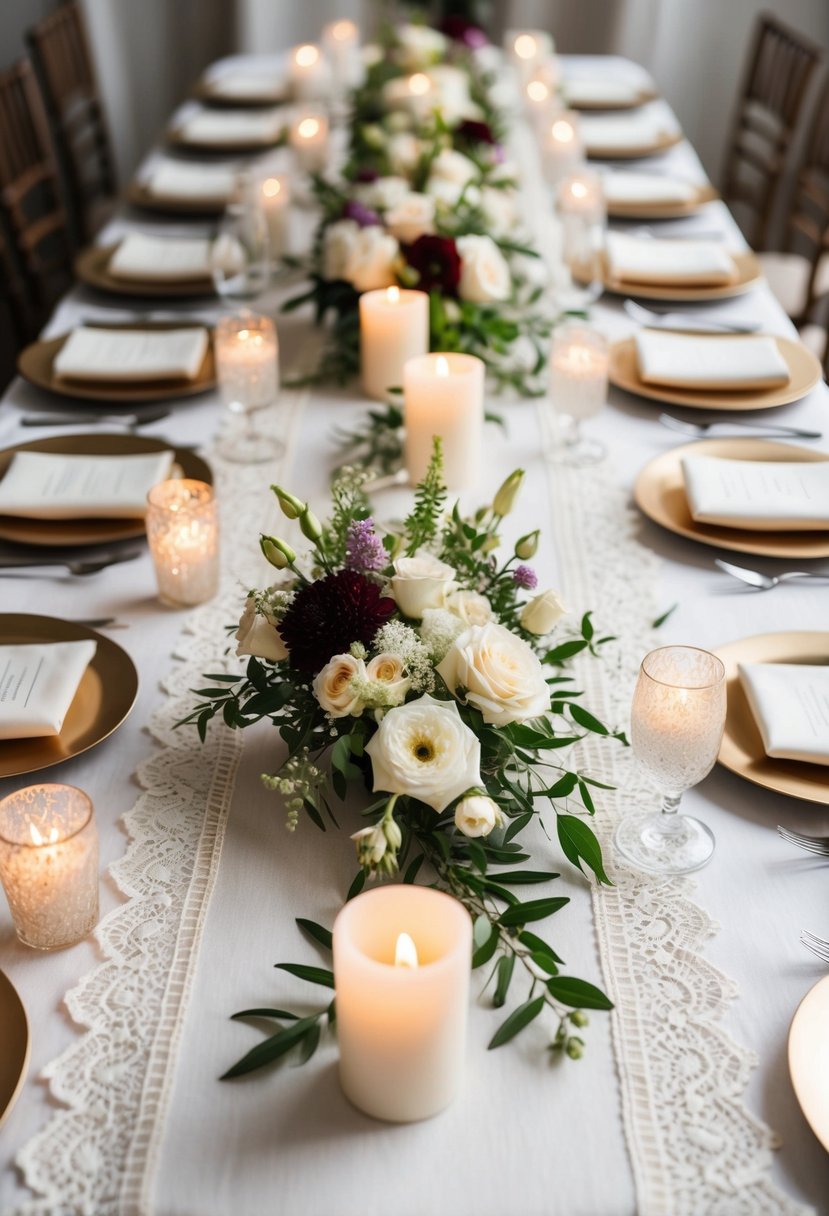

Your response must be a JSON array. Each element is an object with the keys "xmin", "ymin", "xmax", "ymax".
[
  {"xmin": 0, "ymin": 450, "xmax": 175, "ymax": 519},
  {"xmin": 565, "ymin": 79, "xmax": 646, "ymax": 106},
  {"xmin": 580, "ymin": 113, "xmax": 676, "ymax": 152},
  {"xmin": 176, "ymin": 107, "xmax": 284, "ymax": 147},
  {"xmin": 635, "ymin": 331, "xmax": 790, "ymax": 390},
  {"xmin": 603, "ymin": 171, "xmax": 697, "ymax": 206},
  {"xmin": 607, "ymin": 233, "xmax": 736, "ymax": 285},
  {"xmin": 145, "ymin": 160, "xmax": 238, "ymax": 201},
  {"xmin": 54, "ymin": 327, "xmax": 209, "ymax": 383},
  {"xmin": 208, "ymin": 73, "xmax": 284, "ymax": 101},
  {"xmin": 682, "ymin": 456, "xmax": 829, "ymax": 529},
  {"xmin": 108, "ymin": 233, "xmax": 213, "ymax": 282},
  {"xmin": 739, "ymin": 663, "xmax": 829, "ymax": 766},
  {"xmin": 0, "ymin": 640, "xmax": 97, "ymax": 740}
]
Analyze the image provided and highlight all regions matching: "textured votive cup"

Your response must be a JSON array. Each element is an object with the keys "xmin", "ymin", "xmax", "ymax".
[{"xmin": 146, "ymin": 478, "xmax": 220, "ymax": 607}]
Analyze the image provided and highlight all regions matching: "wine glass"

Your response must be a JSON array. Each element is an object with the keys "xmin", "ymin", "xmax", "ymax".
[
  {"xmin": 556, "ymin": 167, "xmax": 606, "ymax": 306},
  {"xmin": 615, "ymin": 646, "xmax": 726, "ymax": 874},
  {"xmin": 214, "ymin": 312, "xmax": 282, "ymax": 464},
  {"xmin": 548, "ymin": 320, "xmax": 608, "ymax": 466},
  {"xmin": 210, "ymin": 200, "xmax": 272, "ymax": 304}
]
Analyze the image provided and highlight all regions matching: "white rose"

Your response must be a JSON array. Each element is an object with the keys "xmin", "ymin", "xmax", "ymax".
[
  {"xmin": 235, "ymin": 596, "xmax": 288, "ymax": 662},
  {"xmin": 362, "ymin": 43, "xmax": 383, "ymax": 67},
  {"xmin": 429, "ymin": 65, "xmax": 472, "ymax": 107},
  {"xmin": 365, "ymin": 693, "xmax": 481, "ymax": 812},
  {"xmin": 359, "ymin": 174, "xmax": 410, "ymax": 211},
  {"xmin": 323, "ymin": 219, "xmax": 360, "ymax": 281},
  {"xmin": 387, "ymin": 132, "xmax": 423, "ymax": 175},
  {"xmin": 437, "ymin": 622, "xmax": 551, "ymax": 726},
  {"xmin": 455, "ymin": 794, "xmax": 502, "ymax": 838},
  {"xmin": 520, "ymin": 590, "xmax": 569, "ymax": 635},
  {"xmin": 391, "ymin": 550, "xmax": 457, "ymax": 619},
  {"xmin": 344, "ymin": 226, "xmax": 400, "ymax": 292},
  {"xmin": 457, "ymin": 234, "xmax": 512, "ymax": 303},
  {"xmin": 385, "ymin": 192, "xmax": 436, "ymax": 244},
  {"xmin": 426, "ymin": 176, "xmax": 465, "ymax": 208},
  {"xmin": 480, "ymin": 186, "xmax": 519, "ymax": 236},
  {"xmin": 365, "ymin": 652, "xmax": 411, "ymax": 707},
  {"xmin": 430, "ymin": 148, "xmax": 478, "ymax": 186},
  {"xmin": 395, "ymin": 23, "xmax": 448, "ymax": 70},
  {"xmin": 313, "ymin": 653, "xmax": 367, "ymax": 717},
  {"xmin": 382, "ymin": 76, "xmax": 433, "ymax": 120},
  {"xmin": 446, "ymin": 590, "xmax": 493, "ymax": 627}
]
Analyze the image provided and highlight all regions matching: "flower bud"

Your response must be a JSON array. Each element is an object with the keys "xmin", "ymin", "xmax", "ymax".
[
  {"xmin": 515, "ymin": 529, "xmax": 540, "ymax": 560},
  {"xmin": 493, "ymin": 469, "xmax": 524, "ymax": 516},
  {"xmin": 569, "ymin": 1010, "xmax": 589, "ymax": 1028},
  {"xmin": 260, "ymin": 535, "xmax": 296, "ymax": 569},
  {"xmin": 299, "ymin": 508, "xmax": 323, "ymax": 543},
  {"xmin": 362, "ymin": 123, "xmax": 385, "ymax": 150},
  {"xmin": 383, "ymin": 815, "xmax": 403, "ymax": 851},
  {"xmin": 454, "ymin": 793, "xmax": 502, "ymax": 838},
  {"xmin": 270, "ymin": 486, "xmax": 306, "ymax": 520},
  {"xmin": 520, "ymin": 589, "xmax": 568, "ymax": 635},
  {"xmin": 482, "ymin": 534, "xmax": 500, "ymax": 554},
  {"xmin": 565, "ymin": 1037, "xmax": 585, "ymax": 1060}
]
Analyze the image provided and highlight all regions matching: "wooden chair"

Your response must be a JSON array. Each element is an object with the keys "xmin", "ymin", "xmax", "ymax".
[
  {"xmin": 0, "ymin": 58, "xmax": 74, "ymax": 337},
  {"xmin": 27, "ymin": 0, "xmax": 116, "ymax": 248},
  {"xmin": 722, "ymin": 13, "xmax": 823, "ymax": 250}
]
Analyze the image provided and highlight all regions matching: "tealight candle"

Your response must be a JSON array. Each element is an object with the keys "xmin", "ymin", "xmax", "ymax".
[
  {"xmin": 289, "ymin": 42, "xmax": 331, "ymax": 101},
  {"xmin": 359, "ymin": 285, "xmax": 429, "ymax": 401},
  {"xmin": 403, "ymin": 352, "xmax": 484, "ymax": 490},
  {"xmin": 556, "ymin": 168, "xmax": 606, "ymax": 287},
  {"xmin": 0, "ymin": 784, "xmax": 98, "ymax": 950},
  {"xmin": 333, "ymin": 885, "xmax": 472, "ymax": 1123},
  {"xmin": 542, "ymin": 111, "xmax": 584, "ymax": 186},
  {"xmin": 146, "ymin": 479, "xmax": 220, "ymax": 606},
  {"xmin": 259, "ymin": 173, "xmax": 291, "ymax": 259},
  {"xmin": 289, "ymin": 111, "xmax": 330, "ymax": 174},
  {"xmin": 322, "ymin": 19, "xmax": 361, "ymax": 91}
]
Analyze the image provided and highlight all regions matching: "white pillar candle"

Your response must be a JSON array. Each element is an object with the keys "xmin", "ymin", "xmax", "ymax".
[
  {"xmin": 289, "ymin": 111, "xmax": 330, "ymax": 174},
  {"xmin": 549, "ymin": 322, "xmax": 609, "ymax": 421},
  {"xmin": 556, "ymin": 168, "xmax": 606, "ymax": 282},
  {"xmin": 541, "ymin": 111, "xmax": 584, "ymax": 186},
  {"xmin": 259, "ymin": 173, "xmax": 291, "ymax": 259},
  {"xmin": 403, "ymin": 352, "xmax": 484, "ymax": 491},
  {"xmin": 0, "ymin": 784, "xmax": 98, "ymax": 950},
  {"xmin": 359, "ymin": 285, "xmax": 429, "ymax": 401},
  {"xmin": 322, "ymin": 19, "xmax": 361, "ymax": 91},
  {"xmin": 146, "ymin": 479, "xmax": 220, "ymax": 607},
  {"xmin": 289, "ymin": 43, "xmax": 331, "ymax": 101},
  {"xmin": 333, "ymin": 885, "xmax": 472, "ymax": 1123}
]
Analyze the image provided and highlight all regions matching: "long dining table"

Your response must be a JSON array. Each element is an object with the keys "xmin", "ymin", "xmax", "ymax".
[{"xmin": 1, "ymin": 50, "xmax": 828, "ymax": 1216}]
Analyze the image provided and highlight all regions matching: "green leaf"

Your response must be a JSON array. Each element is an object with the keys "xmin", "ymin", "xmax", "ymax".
[
  {"xmin": 493, "ymin": 954, "xmax": 515, "ymax": 1008},
  {"xmin": 472, "ymin": 926, "xmax": 499, "ymax": 969},
  {"xmin": 581, "ymin": 612, "xmax": 594, "ymax": 641},
  {"xmin": 530, "ymin": 951, "xmax": 559, "ymax": 975},
  {"xmin": 652, "ymin": 603, "xmax": 678, "ymax": 629},
  {"xmin": 544, "ymin": 640, "xmax": 588, "ymax": 664},
  {"xmin": 519, "ymin": 930, "xmax": 564, "ymax": 966},
  {"xmin": 546, "ymin": 976, "xmax": 613, "ymax": 1010},
  {"xmin": 488, "ymin": 994, "xmax": 545, "ymax": 1049},
  {"xmin": 569, "ymin": 704, "xmax": 609, "ymax": 736},
  {"xmin": 546, "ymin": 773, "xmax": 578, "ymax": 800},
  {"xmin": 296, "ymin": 918, "xmax": 333, "ymax": 952},
  {"xmin": 488, "ymin": 870, "xmax": 559, "ymax": 885},
  {"xmin": 221, "ymin": 1014, "xmax": 320, "ymax": 1078},
  {"xmin": 294, "ymin": 1021, "xmax": 321, "ymax": 1066},
  {"xmin": 466, "ymin": 840, "xmax": 487, "ymax": 874},
  {"xmin": 473, "ymin": 914, "xmax": 492, "ymax": 950},
  {"xmin": 498, "ymin": 897, "xmax": 569, "ymax": 927},
  {"xmin": 557, "ymin": 815, "xmax": 611, "ymax": 885},
  {"xmin": 231, "ymin": 1008, "xmax": 300, "ymax": 1022},
  {"xmin": 402, "ymin": 853, "xmax": 424, "ymax": 884},
  {"xmin": 503, "ymin": 810, "xmax": 533, "ymax": 842},
  {"xmin": 346, "ymin": 869, "xmax": 366, "ymax": 901},
  {"xmin": 274, "ymin": 963, "xmax": 335, "ymax": 990}
]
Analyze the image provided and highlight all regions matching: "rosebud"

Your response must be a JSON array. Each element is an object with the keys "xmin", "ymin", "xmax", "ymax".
[
  {"xmin": 270, "ymin": 486, "xmax": 306, "ymax": 520},
  {"xmin": 493, "ymin": 469, "xmax": 524, "ymax": 517},
  {"xmin": 454, "ymin": 793, "xmax": 502, "ymax": 838},
  {"xmin": 520, "ymin": 589, "xmax": 568, "ymax": 635},
  {"xmin": 515, "ymin": 529, "xmax": 539, "ymax": 560},
  {"xmin": 260, "ymin": 535, "xmax": 296, "ymax": 569},
  {"xmin": 299, "ymin": 508, "xmax": 323, "ymax": 543}
]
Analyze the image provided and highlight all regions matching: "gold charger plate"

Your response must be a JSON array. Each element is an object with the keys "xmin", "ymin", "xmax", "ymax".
[
  {"xmin": 585, "ymin": 129, "xmax": 682, "ymax": 160},
  {"xmin": 634, "ymin": 438, "xmax": 829, "ymax": 559},
  {"xmin": 166, "ymin": 127, "xmax": 284, "ymax": 157},
  {"xmin": 18, "ymin": 322, "xmax": 216, "ymax": 405},
  {"xmin": 578, "ymin": 250, "xmax": 762, "ymax": 301},
  {"xmin": 715, "ymin": 631, "xmax": 829, "ymax": 804},
  {"xmin": 0, "ymin": 971, "xmax": 29, "ymax": 1132},
  {"xmin": 568, "ymin": 86, "xmax": 658, "ymax": 111},
  {"xmin": 125, "ymin": 180, "xmax": 228, "ymax": 217},
  {"xmin": 75, "ymin": 244, "xmax": 214, "ymax": 299},
  {"xmin": 0, "ymin": 615, "xmax": 138, "ymax": 779},
  {"xmin": 606, "ymin": 181, "xmax": 719, "ymax": 220},
  {"xmin": 192, "ymin": 79, "xmax": 288, "ymax": 108},
  {"xmin": 610, "ymin": 335, "xmax": 821, "ymax": 411},
  {"xmin": 0, "ymin": 433, "xmax": 212, "ymax": 548},
  {"xmin": 789, "ymin": 975, "xmax": 829, "ymax": 1152}
]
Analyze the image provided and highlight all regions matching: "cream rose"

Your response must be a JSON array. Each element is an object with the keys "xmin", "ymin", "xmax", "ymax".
[
  {"xmin": 235, "ymin": 596, "xmax": 288, "ymax": 662},
  {"xmin": 344, "ymin": 226, "xmax": 400, "ymax": 292},
  {"xmin": 387, "ymin": 132, "xmax": 423, "ymax": 175},
  {"xmin": 385, "ymin": 192, "xmax": 436, "ymax": 244},
  {"xmin": 520, "ymin": 590, "xmax": 569, "ymax": 635},
  {"xmin": 456, "ymin": 234, "xmax": 512, "ymax": 303},
  {"xmin": 480, "ymin": 186, "xmax": 519, "ymax": 236},
  {"xmin": 437, "ymin": 622, "xmax": 551, "ymax": 726},
  {"xmin": 365, "ymin": 652, "xmax": 411, "ymax": 707},
  {"xmin": 365, "ymin": 694, "xmax": 481, "ymax": 812},
  {"xmin": 430, "ymin": 148, "xmax": 478, "ymax": 186},
  {"xmin": 455, "ymin": 794, "xmax": 503, "ymax": 838},
  {"xmin": 446, "ymin": 590, "xmax": 494, "ymax": 627},
  {"xmin": 395, "ymin": 22, "xmax": 448, "ymax": 70},
  {"xmin": 313, "ymin": 653, "xmax": 367, "ymax": 717},
  {"xmin": 391, "ymin": 550, "xmax": 456, "ymax": 619},
  {"xmin": 323, "ymin": 219, "xmax": 360, "ymax": 281},
  {"xmin": 359, "ymin": 174, "xmax": 410, "ymax": 212}
]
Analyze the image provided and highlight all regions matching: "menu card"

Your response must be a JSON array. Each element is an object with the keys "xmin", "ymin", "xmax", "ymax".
[
  {"xmin": 607, "ymin": 233, "xmax": 737, "ymax": 285},
  {"xmin": 108, "ymin": 233, "xmax": 213, "ymax": 282},
  {"xmin": 739, "ymin": 663, "xmax": 829, "ymax": 765},
  {"xmin": 0, "ymin": 640, "xmax": 97, "ymax": 740},
  {"xmin": 145, "ymin": 159, "xmax": 239, "ymax": 201},
  {"xmin": 53, "ymin": 327, "xmax": 209, "ymax": 383},
  {"xmin": 176, "ymin": 107, "xmax": 285, "ymax": 147},
  {"xmin": 682, "ymin": 456, "xmax": 829, "ymax": 530},
  {"xmin": 635, "ymin": 331, "xmax": 790, "ymax": 389},
  {"xmin": 0, "ymin": 450, "xmax": 176, "ymax": 519}
]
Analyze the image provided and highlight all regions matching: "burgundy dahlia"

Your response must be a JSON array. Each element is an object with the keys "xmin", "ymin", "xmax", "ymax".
[
  {"xmin": 404, "ymin": 234, "xmax": 461, "ymax": 295},
  {"xmin": 440, "ymin": 17, "xmax": 488, "ymax": 49},
  {"xmin": 279, "ymin": 570, "xmax": 395, "ymax": 674},
  {"xmin": 355, "ymin": 167, "xmax": 379, "ymax": 184},
  {"xmin": 456, "ymin": 118, "xmax": 496, "ymax": 146}
]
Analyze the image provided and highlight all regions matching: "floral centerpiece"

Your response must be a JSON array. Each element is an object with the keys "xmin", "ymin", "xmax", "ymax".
[{"xmin": 185, "ymin": 446, "xmax": 624, "ymax": 1077}]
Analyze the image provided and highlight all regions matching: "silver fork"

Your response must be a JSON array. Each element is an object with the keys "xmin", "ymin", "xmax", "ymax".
[
  {"xmin": 778, "ymin": 826, "xmax": 829, "ymax": 855},
  {"xmin": 624, "ymin": 298, "xmax": 762, "ymax": 333},
  {"xmin": 714, "ymin": 558, "xmax": 829, "ymax": 590},
  {"xmin": 801, "ymin": 930, "xmax": 829, "ymax": 963},
  {"xmin": 659, "ymin": 412, "xmax": 822, "ymax": 441},
  {"xmin": 21, "ymin": 408, "xmax": 170, "ymax": 429},
  {"xmin": 0, "ymin": 550, "xmax": 141, "ymax": 577}
]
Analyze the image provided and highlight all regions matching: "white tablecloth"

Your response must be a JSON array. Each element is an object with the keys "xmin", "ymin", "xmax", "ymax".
[{"xmin": 1, "ymin": 54, "xmax": 828, "ymax": 1216}]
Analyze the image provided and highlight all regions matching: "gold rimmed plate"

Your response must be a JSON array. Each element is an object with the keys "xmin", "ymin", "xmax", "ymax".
[
  {"xmin": 567, "ymin": 86, "xmax": 659, "ymax": 112},
  {"xmin": 610, "ymin": 336, "xmax": 821, "ymax": 411},
  {"xmin": 0, "ymin": 434, "xmax": 212, "ymax": 548},
  {"xmin": 75, "ymin": 244, "xmax": 214, "ymax": 300},
  {"xmin": 634, "ymin": 439, "xmax": 829, "ymax": 559},
  {"xmin": 584, "ymin": 129, "xmax": 683, "ymax": 160},
  {"xmin": 0, "ymin": 615, "xmax": 138, "ymax": 779},
  {"xmin": 125, "ymin": 180, "xmax": 229, "ymax": 217},
  {"xmin": 715, "ymin": 632, "xmax": 829, "ymax": 804},
  {"xmin": 577, "ymin": 250, "xmax": 762, "ymax": 301},
  {"xmin": 0, "ymin": 971, "xmax": 29, "ymax": 1132},
  {"xmin": 17, "ymin": 321, "xmax": 216, "ymax": 405},
  {"xmin": 166, "ymin": 126, "xmax": 285, "ymax": 157},
  {"xmin": 789, "ymin": 975, "xmax": 829, "ymax": 1152},
  {"xmin": 192, "ymin": 78, "xmax": 288, "ymax": 109},
  {"xmin": 605, "ymin": 181, "xmax": 719, "ymax": 220}
]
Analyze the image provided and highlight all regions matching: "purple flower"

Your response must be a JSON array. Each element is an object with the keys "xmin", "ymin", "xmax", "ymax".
[
  {"xmin": 343, "ymin": 200, "xmax": 382, "ymax": 228},
  {"xmin": 345, "ymin": 518, "xmax": 387, "ymax": 573},
  {"xmin": 513, "ymin": 565, "xmax": 538, "ymax": 590}
]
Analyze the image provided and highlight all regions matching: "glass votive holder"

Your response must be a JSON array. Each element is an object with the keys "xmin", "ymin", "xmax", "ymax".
[
  {"xmin": 541, "ymin": 111, "xmax": 584, "ymax": 187},
  {"xmin": 214, "ymin": 313, "xmax": 282, "ymax": 463},
  {"xmin": 549, "ymin": 321, "xmax": 609, "ymax": 466},
  {"xmin": 0, "ymin": 784, "xmax": 99, "ymax": 950},
  {"xmin": 146, "ymin": 479, "xmax": 220, "ymax": 607},
  {"xmin": 557, "ymin": 168, "xmax": 606, "ymax": 303}
]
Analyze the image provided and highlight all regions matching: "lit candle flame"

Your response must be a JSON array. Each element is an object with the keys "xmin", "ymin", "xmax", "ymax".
[
  {"xmin": 29, "ymin": 823, "xmax": 59, "ymax": 846},
  {"xmin": 570, "ymin": 180, "xmax": 588, "ymax": 200},
  {"xmin": 408, "ymin": 73, "xmax": 431, "ymax": 96},
  {"xmin": 552, "ymin": 119, "xmax": 575, "ymax": 143},
  {"xmin": 435, "ymin": 355, "xmax": 450, "ymax": 377},
  {"xmin": 295, "ymin": 44, "xmax": 319, "ymax": 68},
  {"xmin": 526, "ymin": 79, "xmax": 548, "ymax": 103},
  {"xmin": 331, "ymin": 20, "xmax": 356, "ymax": 41},
  {"xmin": 514, "ymin": 34, "xmax": 537, "ymax": 60},
  {"xmin": 262, "ymin": 177, "xmax": 282, "ymax": 198},
  {"xmin": 298, "ymin": 117, "xmax": 320, "ymax": 139},
  {"xmin": 394, "ymin": 932, "xmax": 419, "ymax": 969},
  {"xmin": 386, "ymin": 285, "xmax": 400, "ymax": 304}
]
